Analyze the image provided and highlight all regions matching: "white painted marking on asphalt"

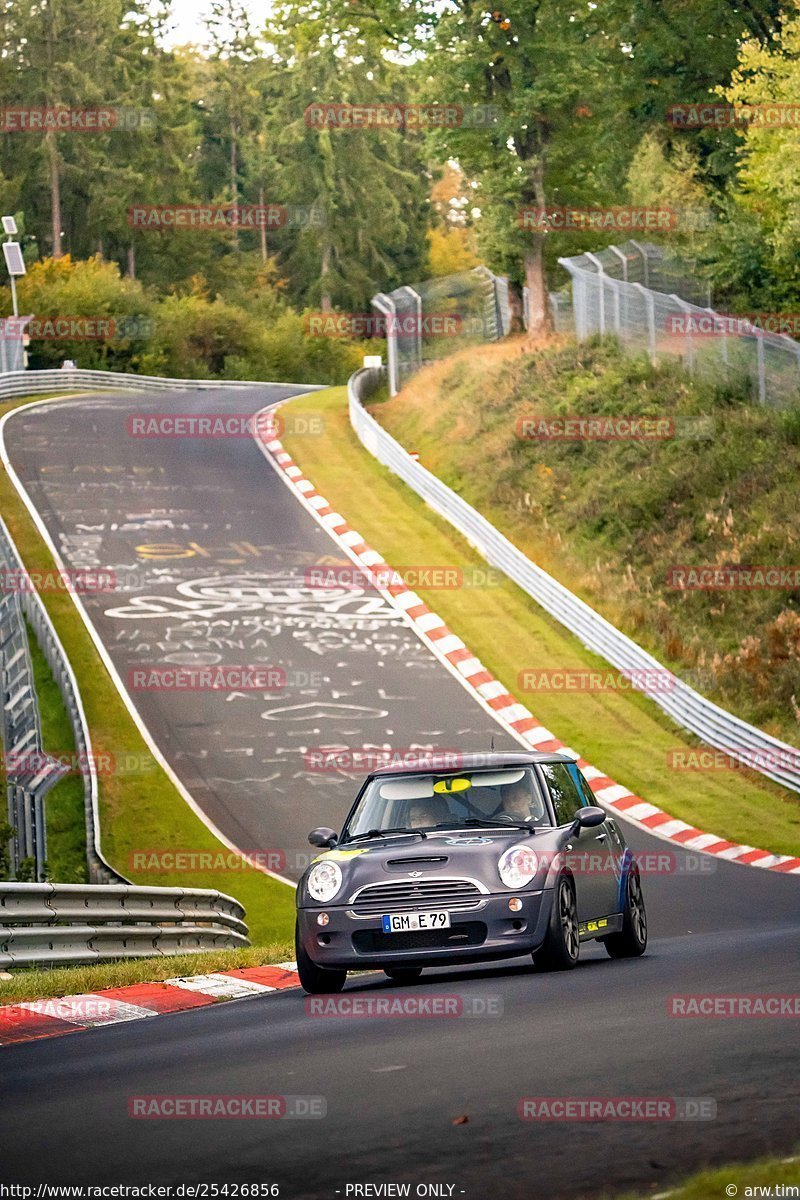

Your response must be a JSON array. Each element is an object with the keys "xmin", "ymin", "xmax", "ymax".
[
  {"xmin": 164, "ymin": 973, "xmax": 277, "ymax": 999},
  {"xmin": 19, "ymin": 995, "xmax": 157, "ymax": 1026},
  {"xmin": 522, "ymin": 725, "xmax": 557, "ymax": 745},
  {"xmin": 476, "ymin": 680, "xmax": 508, "ymax": 701},
  {"xmin": 434, "ymin": 635, "xmax": 466, "ymax": 654},
  {"xmin": 415, "ymin": 612, "xmax": 446, "ymax": 633},
  {"xmin": 594, "ymin": 784, "xmax": 636, "ymax": 804},
  {"xmin": 616, "ymin": 801, "xmax": 662, "ymax": 821}
]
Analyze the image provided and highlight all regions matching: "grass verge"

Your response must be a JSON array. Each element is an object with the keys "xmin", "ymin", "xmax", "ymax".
[
  {"xmin": 281, "ymin": 385, "xmax": 799, "ymax": 857},
  {"xmin": 0, "ymin": 392, "xmax": 295, "ymax": 946},
  {"xmin": 0, "ymin": 941, "xmax": 294, "ymax": 1004},
  {"xmin": 612, "ymin": 1149, "xmax": 798, "ymax": 1199},
  {"xmin": 25, "ymin": 617, "xmax": 89, "ymax": 883}
]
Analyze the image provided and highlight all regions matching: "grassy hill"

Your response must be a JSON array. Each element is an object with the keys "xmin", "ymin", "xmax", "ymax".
[{"xmin": 370, "ymin": 336, "xmax": 800, "ymax": 748}]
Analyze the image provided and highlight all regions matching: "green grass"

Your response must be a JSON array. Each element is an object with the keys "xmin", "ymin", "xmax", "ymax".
[
  {"xmin": 611, "ymin": 1150, "xmax": 799, "ymax": 1199},
  {"xmin": 375, "ymin": 337, "xmax": 800, "ymax": 747},
  {"xmin": 0, "ymin": 941, "xmax": 294, "ymax": 1004},
  {"xmin": 25, "ymin": 618, "xmax": 89, "ymax": 883},
  {"xmin": 281, "ymin": 385, "xmax": 800, "ymax": 857},
  {"xmin": 0, "ymin": 392, "xmax": 295, "ymax": 947}
]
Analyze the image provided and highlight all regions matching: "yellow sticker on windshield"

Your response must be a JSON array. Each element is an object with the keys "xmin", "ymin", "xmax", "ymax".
[
  {"xmin": 312, "ymin": 848, "xmax": 370, "ymax": 863},
  {"xmin": 433, "ymin": 777, "xmax": 471, "ymax": 794}
]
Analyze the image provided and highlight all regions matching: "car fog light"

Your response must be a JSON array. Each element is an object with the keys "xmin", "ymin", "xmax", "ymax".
[
  {"xmin": 508, "ymin": 897, "xmax": 523, "ymax": 912},
  {"xmin": 317, "ymin": 912, "xmax": 330, "ymax": 926}
]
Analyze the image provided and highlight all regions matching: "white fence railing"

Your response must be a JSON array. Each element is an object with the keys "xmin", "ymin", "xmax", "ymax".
[{"xmin": 349, "ymin": 367, "xmax": 800, "ymax": 796}]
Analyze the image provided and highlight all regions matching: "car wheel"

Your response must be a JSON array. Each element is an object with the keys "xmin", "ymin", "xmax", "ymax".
[
  {"xmin": 383, "ymin": 968, "xmax": 423, "ymax": 984},
  {"xmin": 603, "ymin": 864, "xmax": 647, "ymax": 958},
  {"xmin": 295, "ymin": 921, "xmax": 347, "ymax": 995},
  {"xmin": 533, "ymin": 876, "xmax": 579, "ymax": 971}
]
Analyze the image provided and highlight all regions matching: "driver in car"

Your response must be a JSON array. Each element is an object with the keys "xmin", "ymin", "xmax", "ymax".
[
  {"xmin": 495, "ymin": 775, "xmax": 546, "ymax": 824},
  {"xmin": 408, "ymin": 796, "xmax": 450, "ymax": 829}
]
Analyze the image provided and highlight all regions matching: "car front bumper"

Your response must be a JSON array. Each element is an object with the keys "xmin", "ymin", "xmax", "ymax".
[{"xmin": 297, "ymin": 889, "xmax": 553, "ymax": 970}]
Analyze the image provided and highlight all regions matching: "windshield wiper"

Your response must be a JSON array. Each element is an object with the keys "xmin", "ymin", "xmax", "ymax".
[
  {"xmin": 462, "ymin": 818, "xmax": 537, "ymax": 834},
  {"xmin": 348, "ymin": 826, "xmax": 427, "ymax": 842}
]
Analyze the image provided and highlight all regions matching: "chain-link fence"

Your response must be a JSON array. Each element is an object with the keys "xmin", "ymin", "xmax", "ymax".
[
  {"xmin": 557, "ymin": 240, "xmax": 800, "ymax": 408},
  {"xmin": 372, "ymin": 265, "xmax": 511, "ymax": 395},
  {"xmin": 0, "ymin": 326, "xmax": 26, "ymax": 373}
]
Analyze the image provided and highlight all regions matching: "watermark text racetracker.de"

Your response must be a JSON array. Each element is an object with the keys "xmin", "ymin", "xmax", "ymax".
[
  {"xmin": 0, "ymin": 106, "xmax": 154, "ymax": 132},
  {"xmin": 128, "ymin": 1095, "xmax": 325, "ymax": 1119},
  {"xmin": 305, "ymin": 994, "xmax": 503, "ymax": 1019},
  {"xmin": 128, "ymin": 205, "xmax": 322, "ymax": 230},
  {"xmin": 668, "ymin": 994, "xmax": 800, "ymax": 1018},
  {"xmin": 516, "ymin": 415, "xmax": 674, "ymax": 441},
  {"xmin": 125, "ymin": 412, "xmax": 323, "ymax": 439},
  {"xmin": 518, "ymin": 1096, "xmax": 717, "ymax": 1121}
]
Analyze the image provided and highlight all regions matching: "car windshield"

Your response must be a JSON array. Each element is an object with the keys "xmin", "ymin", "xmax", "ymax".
[{"xmin": 343, "ymin": 768, "xmax": 550, "ymax": 840}]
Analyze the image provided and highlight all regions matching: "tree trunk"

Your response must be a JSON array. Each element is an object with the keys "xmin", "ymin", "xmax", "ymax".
[
  {"xmin": 320, "ymin": 243, "xmax": 332, "ymax": 312},
  {"xmin": 127, "ymin": 244, "xmax": 136, "ymax": 279},
  {"xmin": 47, "ymin": 131, "xmax": 63, "ymax": 259},
  {"xmin": 524, "ymin": 155, "xmax": 551, "ymax": 341},
  {"xmin": 258, "ymin": 186, "xmax": 267, "ymax": 263},
  {"xmin": 229, "ymin": 117, "xmax": 238, "ymax": 246}
]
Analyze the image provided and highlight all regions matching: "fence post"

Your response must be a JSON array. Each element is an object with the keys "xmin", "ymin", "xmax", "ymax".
[
  {"xmin": 608, "ymin": 243, "xmax": 629, "ymax": 282},
  {"xmin": 670, "ymin": 296, "xmax": 695, "ymax": 375},
  {"xmin": 585, "ymin": 253, "xmax": 606, "ymax": 335},
  {"xmin": 629, "ymin": 240, "xmax": 650, "ymax": 287},
  {"xmin": 371, "ymin": 293, "xmax": 399, "ymax": 395},
  {"xmin": 400, "ymin": 285, "xmax": 423, "ymax": 371},
  {"xmin": 755, "ymin": 329, "xmax": 766, "ymax": 405},
  {"xmin": 631, "ymin": 283, "xmax": 657, "ymax": 365}
]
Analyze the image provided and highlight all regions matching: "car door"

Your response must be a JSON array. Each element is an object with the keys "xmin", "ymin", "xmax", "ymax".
[
  {"xmin": 538, "ymin": 762, "xmax": 617, "ymax": 924},
  {"xmin": 568, "ymin": 762, "xmax": 623, "ymax": 918}
]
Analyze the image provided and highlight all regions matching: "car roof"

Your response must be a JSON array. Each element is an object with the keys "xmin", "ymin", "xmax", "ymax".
[{"xmin": 368, "ymin": 751, "xmax": 573, "ymax": 777}]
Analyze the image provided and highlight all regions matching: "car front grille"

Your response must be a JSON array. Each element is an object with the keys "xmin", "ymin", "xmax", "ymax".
[
  {"xmin": 352, "ymin": 922, "xmax": 488, "ymax": 954},
  {"xmin": 349, "ymin": 878, "xmax": 484, "ymax": 916}
]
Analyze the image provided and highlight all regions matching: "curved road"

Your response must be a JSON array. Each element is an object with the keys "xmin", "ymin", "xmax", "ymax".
[{"xmin": 1, "ymin": 386, "xmax": 798, "ymax": 1198}]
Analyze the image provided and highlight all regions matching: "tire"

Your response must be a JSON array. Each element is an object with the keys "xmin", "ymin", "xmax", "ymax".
[
  {"xmin": 295, "ymin": 921, "xmax": 347, "ymax": 995},
  {"xmin": 533, "ymin": 876, "xmax": 579, "ymax": 971},
  {"xmin": 383, "ymin": 967, "xmax": 423, "ymax": 984},
  {"xmin": 603, "ymin": 864, "xmax": 647, "ymax": 959}
]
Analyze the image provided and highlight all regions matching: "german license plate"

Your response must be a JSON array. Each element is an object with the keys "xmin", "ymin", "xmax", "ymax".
[{"xmin": 381, "ymin": 911, "xmax": 451, "ymax": 933}]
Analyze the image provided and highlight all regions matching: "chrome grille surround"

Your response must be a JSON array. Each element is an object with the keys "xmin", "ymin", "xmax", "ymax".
[{"xmin": 347, "ymin": 876, "xmax": 488, "ymax": 918}]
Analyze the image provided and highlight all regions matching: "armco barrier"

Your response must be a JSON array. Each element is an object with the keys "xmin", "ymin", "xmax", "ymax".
[
  {"xmin": 0, "ymin": 882, "xmax": 248, "ymax": 967},
  {"xmin": 0, "ymin": 515, "xmax": 122, "ymax": 884},
  {"xmin": 0, "ymin": 367, "xmax": 321, "ymax": 401},
  {"xmin": 348, "ymin": 367, "xmax": 800, "ymax": 796}
]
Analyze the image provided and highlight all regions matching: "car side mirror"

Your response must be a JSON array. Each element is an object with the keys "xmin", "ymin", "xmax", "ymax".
[
  {"xmin": 572, "ymin": 806, "xmax": 606, "ymax": 832},
  {"xmin": 308, "ymin": 827, "xmax": 338, "ymax": 849}
]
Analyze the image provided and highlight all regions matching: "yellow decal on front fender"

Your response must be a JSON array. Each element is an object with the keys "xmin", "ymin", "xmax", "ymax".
[{"xmin": 312, "ymin": 848, "xmax": 370, "ymax": 863}]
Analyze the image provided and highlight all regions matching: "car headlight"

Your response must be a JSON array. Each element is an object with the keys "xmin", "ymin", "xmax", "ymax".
[
  {"xmin": 306, "ymin": 860, "xmax": 343, "ymax": 903},
  {"xmin": 498, "ymin": 844, "xmax": 539, "ymax": 889}
]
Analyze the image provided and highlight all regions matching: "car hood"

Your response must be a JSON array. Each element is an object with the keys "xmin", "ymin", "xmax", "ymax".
[{"xmin": 304, "ymin": 828, "xmax": 563, "ymax": 898}]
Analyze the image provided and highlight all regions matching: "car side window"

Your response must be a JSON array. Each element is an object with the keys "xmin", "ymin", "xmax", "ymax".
[
  {"xmin": 568, "ymin": 763, "xmax": 597, "ymax": 807},
  {"xmin": 540, "ymin": 763, "xmax": 583, "ymax": 826}
]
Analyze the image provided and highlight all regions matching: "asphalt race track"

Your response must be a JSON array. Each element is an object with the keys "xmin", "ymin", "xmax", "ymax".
[
  {"xmin": 1, "ymin": 386, "xmax": 798, "ymax": 1198},
  {"xmin": 1, "ymin": 386, "xmax": 512, "ymax": 876}
]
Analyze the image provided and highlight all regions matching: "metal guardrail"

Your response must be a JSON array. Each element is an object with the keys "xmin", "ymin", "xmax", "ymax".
[
  {"xmin": 0, "ymin": 515, "xmax": 122, "ymax": 884},
  {"xmin": 349, "ymin": 367, "xmax": 800, "ymax": 796},
  {"xmin": 0, "ymin": 367, "xmax": 322, "ymax": 399},
  {"xmin": 0, "ymin": 882, "xmax": 248, "ymax": 967}
]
